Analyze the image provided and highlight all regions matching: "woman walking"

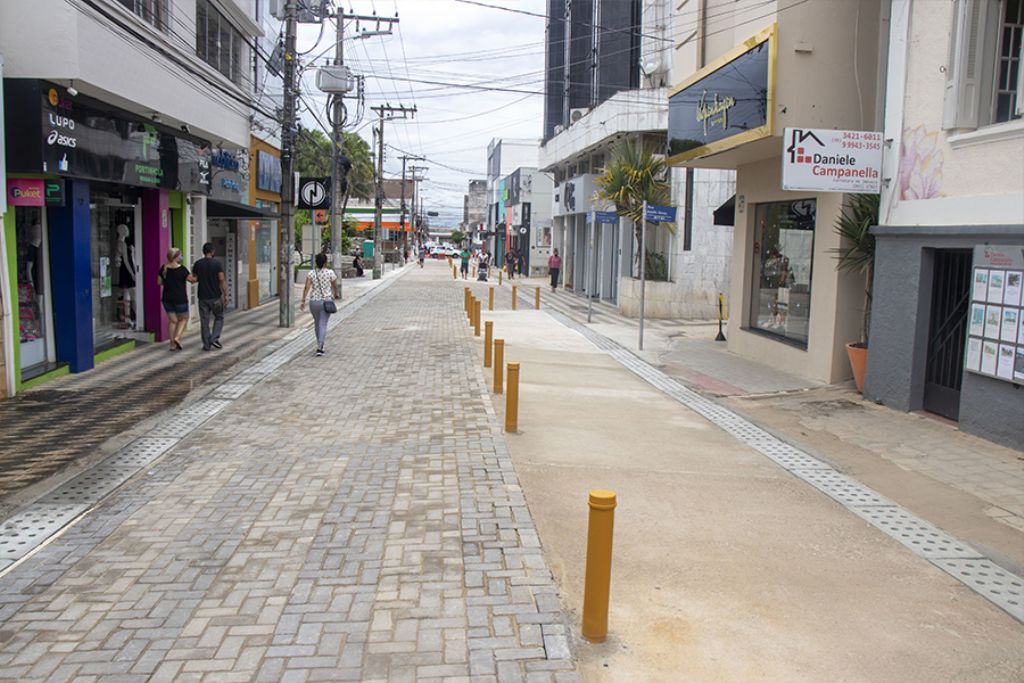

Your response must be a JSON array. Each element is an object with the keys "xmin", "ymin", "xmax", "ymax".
[
  {"xmin": 300, "ymin": 252, "xmax": 339, "ymax": 356},
  {"xmin": 157, "ymin": 247, "xmax": 190, "ymax": 351},
  {"xmin": 548, "ymin": 248, "xmax": 562, "ymax": 292}
]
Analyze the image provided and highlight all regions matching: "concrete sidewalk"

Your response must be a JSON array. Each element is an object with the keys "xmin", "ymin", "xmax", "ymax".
[
  {"xmin": 458, "ymin": 276, "xmax": 1024, "ymax": 682},
  {"xmin": 485, "ymin": 275, "xmax": 1024, "ymax": 567}
]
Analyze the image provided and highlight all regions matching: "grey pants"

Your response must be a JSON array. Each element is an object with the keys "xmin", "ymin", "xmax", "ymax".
[
  {"xmin": 198, "ymin": 299, "xmax": 224, "ymax": 349},
  {"xmin": 309, "ymin": 300, "xmax": 331, "ymax": 350}
]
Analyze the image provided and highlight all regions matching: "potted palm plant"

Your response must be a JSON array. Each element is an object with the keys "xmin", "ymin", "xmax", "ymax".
[
  {"xmin": 833, "ymin": 193, "xmax": 879, "ymax": 393},
  {"xmin": 595, "ymin": 139, "xmax": 674, "ymax": 277}
]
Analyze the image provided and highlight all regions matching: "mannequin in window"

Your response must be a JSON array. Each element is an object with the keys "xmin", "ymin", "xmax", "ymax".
[
  {"xmin": 25, "ymin": 223, "xmax": 42, "ymax": 297},
  {"xmin": 113, "ymin": 223, "xmax": 138, "ymax": 327}
]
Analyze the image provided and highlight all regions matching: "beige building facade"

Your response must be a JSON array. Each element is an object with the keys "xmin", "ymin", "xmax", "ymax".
[{"xmin": 667, "ymin": 1, "xmax": 885, "ymax": 383}]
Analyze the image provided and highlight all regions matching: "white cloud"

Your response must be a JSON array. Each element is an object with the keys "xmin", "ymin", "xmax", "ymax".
[{"xmin": 293, "ymin": 0, "xmax": 548, "ymax": 227}]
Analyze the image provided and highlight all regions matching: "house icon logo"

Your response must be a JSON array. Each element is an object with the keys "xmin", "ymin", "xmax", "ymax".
[{"xmin": 786, "ymin": 129, "xmax": 824, "ymax": 165}]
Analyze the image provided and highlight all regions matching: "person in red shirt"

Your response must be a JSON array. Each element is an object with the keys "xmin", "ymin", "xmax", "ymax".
[{"xmin": 548, "ymin": 249, "xmax": 562, "ymax": 292}]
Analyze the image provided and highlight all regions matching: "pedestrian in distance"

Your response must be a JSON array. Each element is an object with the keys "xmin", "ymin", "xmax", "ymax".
[
  {"xmin": 300, "ymin": 252, "xmax": 339, "ymax": 357},
  {"xmin": 548, "ymin": 248, "xmax": 562, "ymax": 292},
  {"xmin": 192, "ymin": 242, "xmax": 228, "ymax": 351},
  {"xmin": 505, "ymin": 249, "xmax": 516, "ymax": 280},
  {"xmin": 157, "ymin": 247, "xmax": 190, "ymax": 351},
  {"xmin": 418, "ymin": 249, "xmax": 425, "ymax": 268},
  {"xmin": 516, "ymin": 248, "xmax": 525, "ymax": 278},
  {"xmin": 460, "ymin": 246, "xmax": 471, "ymax": 279},
  {"xmin": 353, "ymin": 252, "xmax": 364, "ymax": 277}
]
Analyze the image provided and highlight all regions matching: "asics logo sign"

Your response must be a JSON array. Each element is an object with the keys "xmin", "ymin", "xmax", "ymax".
[{"xmin": 47, "ymin": 129, "xmax": 78, "ymax": 148}]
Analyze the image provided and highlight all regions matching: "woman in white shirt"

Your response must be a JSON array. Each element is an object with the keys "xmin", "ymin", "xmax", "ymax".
[{"xmin": 300, "ymin": 252, "xmax": 339, "ymax": 356}]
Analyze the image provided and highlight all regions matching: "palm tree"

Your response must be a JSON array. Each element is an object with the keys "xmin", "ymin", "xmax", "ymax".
[
  {"xmin": 595, "ymin": 138, "xmax": 674, "ymax": 274},
  {"xmin": 832, "ymin": 193, "xmax": 879, "ymax": 345}
]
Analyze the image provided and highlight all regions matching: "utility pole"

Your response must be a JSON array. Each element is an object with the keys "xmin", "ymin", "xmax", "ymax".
[
  {"xmin": 409, "ymin": 164, "xmax": 428, "ymax": 251},
  {"xmin": 399, "ymin": 155, "xmax": 424, "ymax": 261},
  {"xmin": 370, "ymin": 104, "xmax": 416, "ymax": 279},
  {"xmin": 329, "ymin": 8, "xmax": 344, "ymax": 287},
  {"xmin": 278, "ymin": 0, "xmax": 298, "ymax": 327},
  {"xmin": 323, "ymin": 10, "xmax": 397, "ymax": 286}
]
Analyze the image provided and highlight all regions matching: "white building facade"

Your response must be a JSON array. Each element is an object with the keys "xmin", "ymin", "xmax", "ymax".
[{"xmin": 1, "ymin": 0, "xmax": 265, "ymax": 397}]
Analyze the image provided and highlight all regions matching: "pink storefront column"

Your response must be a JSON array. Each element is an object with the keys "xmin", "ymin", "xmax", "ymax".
[{"xmin": 142, "ymin": 189, "xmax": 170, "ymax": 342}]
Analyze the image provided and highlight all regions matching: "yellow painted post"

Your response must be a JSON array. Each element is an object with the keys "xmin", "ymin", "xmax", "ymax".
[
  {"xmin": 511, "ymin": 285, "xmax": 517, "ymax": 310},
  {"xmin": 582, "ymin": 490, "xmax": 617, "ymax": 643},
  {"xmin": 484, "ymin": 321, "xmax": 493, "ymax": 367},
  {"xmin": 452, "ymin": 264, "xmax": 457, "ymax": 279},
  {"xmin": 468, "ymin": 297, "xmax": 475, "ymax": 325},
  {"xmin": 488, "ymin": 287, "xmax": 494, "ymax": 311},
  {"xmin": 535, "ymin": 287, "xmax": 541, "ymax": 309},
  {"xmin": 493, "ymin": 339, "xmax": 504, "ymax": 394},
  {"xmin": 464, "ymin": 287, "xmax": 470, "ymax": 314},
  {"xmin": 473, "ymin": 300, "xmax": 481, "ymax": 336},
  {"xmin": 498, "ymin": 269, "xmax": 503, "ymax": 286},
  {"xmin": 472, "ymin": 265, "xmax": 477, "ymax": 278},
  {"xmin": 504, "ymin": 363, "xmax": 519, "ymax": 433}
]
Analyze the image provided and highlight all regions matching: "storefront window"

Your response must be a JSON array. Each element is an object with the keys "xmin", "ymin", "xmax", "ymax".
[
  {"xmin": 90, "ymin": 201, "xmax": 140, "ymax": 348},
  {"xmin": 750, "ymin": 199, "xmax": 816, "ymax": 346},
  {"xmin": 15, "ymin": 207, "xmax": 51, "ymax": 375}
]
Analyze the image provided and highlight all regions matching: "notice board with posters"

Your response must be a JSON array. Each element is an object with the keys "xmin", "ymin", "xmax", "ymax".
[{"xmin": 965, "ymin": 245, "xmax": 1024, "ymax": 385}]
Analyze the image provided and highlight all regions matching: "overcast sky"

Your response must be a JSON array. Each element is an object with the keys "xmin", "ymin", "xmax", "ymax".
[{"xmin": 293, "ymin": 0, "xmax": 548, "ymax": 227}]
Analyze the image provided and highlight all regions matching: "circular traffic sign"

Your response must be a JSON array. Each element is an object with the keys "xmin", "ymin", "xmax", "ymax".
[{"xmin": 300, "ymin": 179, "xmax": 327, "ymax": 207}]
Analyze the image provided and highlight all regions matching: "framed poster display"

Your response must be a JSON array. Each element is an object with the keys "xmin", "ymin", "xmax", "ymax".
[{"xmin": 965, "ymin": 246, "xmax": 1024, "ymax": 386}]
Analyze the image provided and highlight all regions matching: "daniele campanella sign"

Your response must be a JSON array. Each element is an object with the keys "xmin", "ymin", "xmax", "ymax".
[{"xmin": 667, "ymin": 25, "xmax": 776, "ymax": 164}]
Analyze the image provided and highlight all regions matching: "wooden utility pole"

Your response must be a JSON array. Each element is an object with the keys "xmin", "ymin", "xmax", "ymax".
[{"xmin": 278, "ymin": 0, "xmax": 298, "ymax": 327}]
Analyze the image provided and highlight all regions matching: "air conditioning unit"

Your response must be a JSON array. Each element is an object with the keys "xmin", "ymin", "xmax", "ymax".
[
  {"xmin": 569, "ymin": 107, "xmax": 590, "ymax": 124},
  {"xmin": 553, "ymin": 124, "xmax": 565, "ymax": 135}
]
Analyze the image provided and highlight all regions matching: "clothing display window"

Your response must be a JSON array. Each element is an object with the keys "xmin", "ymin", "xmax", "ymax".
[
  {"xmin": 254, "ymin": 202, "xmax": 277, "ymax": 301},
  {"xmin": 15, "ymin": 206, "xmax": 53, "ymax": 375},
  {"xmin": 90, "ymin": 200, "xmax": 141, "ymax": 347},
  {"xmin": 750, "ymin": 199, "xmax": 816, "ymax": 346}
]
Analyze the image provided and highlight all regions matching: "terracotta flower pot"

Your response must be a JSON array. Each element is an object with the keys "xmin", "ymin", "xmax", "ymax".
[{"xmin": 845, "ymin": 342, "xmax": 868, "ymax": 394}]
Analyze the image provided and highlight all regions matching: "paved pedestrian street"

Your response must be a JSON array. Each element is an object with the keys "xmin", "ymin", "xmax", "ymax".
[{"xmin": 0, "ymin": 266, "xmax": 578, "ymax": 683}]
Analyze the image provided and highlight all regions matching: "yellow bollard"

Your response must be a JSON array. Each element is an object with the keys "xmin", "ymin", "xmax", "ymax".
[
  {"xmin": 511, "ymin": 285, "xmax": 517, "ymax": 310},
  {"xmin": 504, "ymin": 362, "xmax": 520, "ymax": 433},
  {"xmin": 473, "ymin": 266, "xmax": 477, "ymax": 278},
  {"xmin": 493, "ymin": 339, "xmax": 504, "ymax": 394},
  {"xmin": 464, "ymin": 287, "xmax": 470, "ymax": 314},
  {"xmin": 488, "ymin": 287, "xmax": 494, "ymax": 311},
  {"xmin": 582, "ymin": 490, "xmax": 616, "ymax": 643},
  {"xmin": 535, "ymin": 287, "xmax": 541, "ymax": 310},
  {"xmin": 468, "ymin": 296, "xmax": 475, "ymax": 325},
  {"xmin": 484, "ymin": 321, "xmax": 493, "ymax": 367},
  {"xmin": 473, "ymin": 300, "xmax": 481, "ymax": 336},
  {"xmin": 498, "ymin": 269, "xmax": 503, "ymax": 286},
  {"xmin": 452, "ymin": 265, "xmax": 457, "ymax": 280}
]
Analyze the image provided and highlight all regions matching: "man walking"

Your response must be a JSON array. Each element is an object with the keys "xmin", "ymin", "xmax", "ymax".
[
  {"xmin": 192, "ymin": 242, "xmax": 228, "ymax": 351},
  {"xmin": 459, "ymin": 246, "xmax": 471, "ymax": 280}
]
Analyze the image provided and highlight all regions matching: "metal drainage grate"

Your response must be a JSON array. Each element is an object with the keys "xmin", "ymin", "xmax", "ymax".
[
  {"xmin": 0, "ymin": 504, "xmax": 88, "ymax": 561},
  {"xmin": 41, "ymin": 465, "xmax": 138, "ymax": 505},
  {"xmin": 932, "ymin": 558, "xmax": 1024, "ymax": 622},
  {"xmin": 851, "ymin": 506, "xmax": 983, "ymax": 560},
  {"xmin": 211, "ymin": 383, "xmax": 253, "ymax": 400},
  {"xmin": 103, "ymin": 437, "xmax": 178, "ymax": 468},
  {"xmin": 792, "ymin": 468, "xmax": 892, "ymax": 507}
]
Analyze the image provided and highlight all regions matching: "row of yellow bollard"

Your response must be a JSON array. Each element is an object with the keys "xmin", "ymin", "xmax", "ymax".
[{"xmin": 467, "ymin": 280, "xmax": 613, "ymax": 644}]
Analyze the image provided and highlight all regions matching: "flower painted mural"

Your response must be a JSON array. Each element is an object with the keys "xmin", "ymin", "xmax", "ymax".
[{"xmin": 899, "ymin": 125, "xmax": 944, "ymax": 200}]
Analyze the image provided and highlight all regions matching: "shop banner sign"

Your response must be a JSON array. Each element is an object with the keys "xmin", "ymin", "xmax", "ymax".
[
  {"xmin": 7, "ymin": 178, "xmax": 45, "ymax": 206},
  {"xmin": 781, "ymin": 128, "xmax": 883, "ymax": 193},
  {"xmin": 256, "ymin": 150, "xmax": 282, "ymax": 193},
  {"xmin": 36, "ymin": 84, "xmax": 213, "ymax": 194},
  {"xmin": 645, "ymin": 204, "xmax": 677, "ymax": 223},
  {"xmin": 668, "ymin": 26, "xmax": 774, "ymax": 164}
]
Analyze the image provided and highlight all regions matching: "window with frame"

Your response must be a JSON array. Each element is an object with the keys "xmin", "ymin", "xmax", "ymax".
[
  {"xmin": 944, "ymin": 0, "xmax": 1024, "ymax": 129},
  {"xmin": 749, "ymin": 199, "xmax": 816, "ymax": 346},
  {"xmin": 116, "ymin": 0, "xmax": 170, "ymax": 32},
  {"xmin": 195, "ymin": 0, "xmax": 248, "ymax": 87}
]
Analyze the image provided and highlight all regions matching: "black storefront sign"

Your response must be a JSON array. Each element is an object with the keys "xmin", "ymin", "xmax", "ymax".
[
  {"xmin": 3, "ymin": 80, "xmax": 213, "ymax": 194},
  {"xmin": 668, "ymin": 29, "xmax": 773, "ymax": 162},
  {"xmin": 44, "ymin": 179, "xmax": 65, "ymax": 206}
]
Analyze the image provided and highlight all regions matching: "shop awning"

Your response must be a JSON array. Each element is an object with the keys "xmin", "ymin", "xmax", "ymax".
[
  {"xmin": 207, "ymin": 199, "xmax": 279, "ymax": 220},
  {"xmin": 713, "ymin": 195, "xmax": 735, "ymax": 226}
]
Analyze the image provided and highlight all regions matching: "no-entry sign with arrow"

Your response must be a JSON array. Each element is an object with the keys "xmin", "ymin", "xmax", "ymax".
[{"xmin": 298, "ymin": 177, "xmax": 331, "ymax": 209}]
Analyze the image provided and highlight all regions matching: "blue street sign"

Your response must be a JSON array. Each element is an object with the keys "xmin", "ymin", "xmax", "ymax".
[
  {"xmin": 592, "ymin": 210, "xmax": 619, "ymax": 224},
  {"xmin": 644, "ymin": 204, "xmax": 676, "ymax": 223}
]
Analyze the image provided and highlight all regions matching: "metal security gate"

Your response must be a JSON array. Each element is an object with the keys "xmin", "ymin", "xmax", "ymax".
[{"xmin": 923, "ymin": 249, "xmax": 972, "ymax": 420}]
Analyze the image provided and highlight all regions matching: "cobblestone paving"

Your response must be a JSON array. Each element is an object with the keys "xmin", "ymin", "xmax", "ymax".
[{"xmin": 0, "ymin": 265, "xmax": 577, "ymax": 682}]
